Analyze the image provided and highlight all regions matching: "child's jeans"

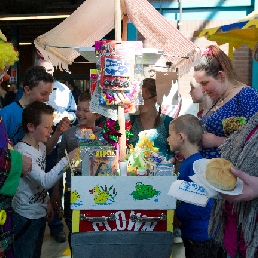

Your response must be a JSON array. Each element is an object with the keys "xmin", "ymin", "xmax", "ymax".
[
  {"xmin": 64, "ymin": 190, "xmax": 72, "ymax": 249},
  {"xmin": 13, "ymin": 212, "xmax": 46, "ymax": 258},
  {"xmin": 183, "ymin": 238, "xmax": 220, "ymax": 258}
]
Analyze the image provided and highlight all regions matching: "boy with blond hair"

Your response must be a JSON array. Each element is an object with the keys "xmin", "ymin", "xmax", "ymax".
[
  {"xmin": 13, "ymin": 101, "xmax": 77, "ymax": 258},
  {"xmin": 167, "ymin": 114, "xmax": 219, "ymax": 258}
]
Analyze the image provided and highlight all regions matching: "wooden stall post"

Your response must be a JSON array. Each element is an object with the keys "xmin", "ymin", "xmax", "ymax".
[
  {"xmin": 115, "ymin": 0, "xmax": 126, "ymax": 162},
  {"xmin": 121, "ymin": 0, "xmax": 128, "ymax": 41}
]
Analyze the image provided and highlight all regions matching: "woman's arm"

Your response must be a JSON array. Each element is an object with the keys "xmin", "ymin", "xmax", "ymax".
[
  {"xmin": 200, "ymin": 132, "xmax": 227, "ymax": 148},
  {"xmin": 220, "ymin": 168, "xmax": 258, "ymax": 202}
]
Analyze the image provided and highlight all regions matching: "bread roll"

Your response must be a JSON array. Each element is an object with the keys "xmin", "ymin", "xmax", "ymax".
[{"xmin": 204, "ymin": 158, "xmax": 236, "ymax": 191}]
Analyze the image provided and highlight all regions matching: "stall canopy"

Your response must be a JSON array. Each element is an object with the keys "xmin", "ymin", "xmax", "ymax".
[
  {"xmin": 34, "ymin": 0, "xmax": 200, "ymax": 77},
  {"xmin": 194, "ymin": 10, "xmax": 258, "ymax": 59}
]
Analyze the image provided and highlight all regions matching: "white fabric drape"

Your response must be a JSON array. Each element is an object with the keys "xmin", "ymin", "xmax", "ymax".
[
  {"xmin": 35, "ymin": 0, "xmax": 200, "ymax": 76},
  {"xmin": 35, "ymin": 0, "xmax": 115, "ymax": 70}
]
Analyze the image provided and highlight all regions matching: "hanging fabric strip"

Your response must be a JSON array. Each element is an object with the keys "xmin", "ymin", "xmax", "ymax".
[
  {"xmin": 125, "ymin": 0, "xmax": 201, "ymax": 77},
  {"xmin": 34, "ymin": 0, "xmax": 116, "ymax": 70},
  {"xmin": 35, "ymin": 0, "xmax": 200, "ymax": 76}
]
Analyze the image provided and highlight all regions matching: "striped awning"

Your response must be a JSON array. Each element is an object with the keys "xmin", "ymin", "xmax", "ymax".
[
  {"xmin": 195, "ymin": 10, "xmax": 258, "ymax": 50},
  {"xmin": 34, "ymin": 0, "xmax": 200, "ymax": 77}
]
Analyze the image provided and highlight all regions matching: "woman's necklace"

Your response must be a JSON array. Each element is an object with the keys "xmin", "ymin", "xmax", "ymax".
[
  {"xmin": 215, "ymin": 85, "xmax": 237, "ymax": 110},
  {"xmin": 201, "ymin": 85, "xmax": 237, "ymax": 132}
]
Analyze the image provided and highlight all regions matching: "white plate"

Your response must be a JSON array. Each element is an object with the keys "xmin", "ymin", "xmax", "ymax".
[{"xmin": 193, "ymin": 158, "xmax": 243, "ymax": 195}]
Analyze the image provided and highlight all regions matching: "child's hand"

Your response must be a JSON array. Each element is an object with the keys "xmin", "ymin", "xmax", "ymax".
[
  {"xmin": 56, "ymin": 117, "xmax": 70, "ymax": 134},
  {"xmin": 168, "ymin": 157, "xmax": 176, "ymax": 165},
  {"xmin": 22, "ymin": 155, "xmax": 32, "ymax": 177},
  {"xmin": 46, "ymin": 201, "xmax": 54, "ymax": 222},
  {"xmin": 50, "ymin": 185, "xmax": 61, "ymax": 207},
  {"xmin": 67, "ymin": 148, "xmax": 79, "ymax": 161}
]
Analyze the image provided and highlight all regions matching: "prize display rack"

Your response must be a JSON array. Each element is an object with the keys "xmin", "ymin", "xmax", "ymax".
[
  {"xmin": 70, "ymin": 141, "xmax": 177, "ymax": 258},
  {"xmin": 70, "ymin": 40, "xmax": 177, "ymax": 257}
]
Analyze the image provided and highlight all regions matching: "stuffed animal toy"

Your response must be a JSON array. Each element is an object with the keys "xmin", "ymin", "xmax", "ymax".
[{"xmin": 222, "ymin": 117, "xmax": 246, "ymax": 137}]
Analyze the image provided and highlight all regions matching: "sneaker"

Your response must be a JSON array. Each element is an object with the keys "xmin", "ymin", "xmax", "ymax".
[
  {"xmin": 173, "ymin": 236, "xmax": 183, "ymax": 244},
  {"xmin": 51, "ymin": 231, "xmax": 66, "ymax": 243},
  {"xmin": 173, "ymin": 227, "xmax": 183, "ymax": 244}
]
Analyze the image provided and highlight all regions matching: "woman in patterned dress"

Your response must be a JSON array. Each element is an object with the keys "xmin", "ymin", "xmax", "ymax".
[
  {"xmin": 194, "ymin": 45, "xmax": 258, "ymax": 258},
  {"xmin": 194, "ymin": 45, "xmax": 258, "ymax": 159}
]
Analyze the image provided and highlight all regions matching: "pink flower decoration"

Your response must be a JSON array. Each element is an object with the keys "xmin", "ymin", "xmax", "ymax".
[{"xmin": 203, "ymin": 47, "xmax": 212, "ymax": 55}]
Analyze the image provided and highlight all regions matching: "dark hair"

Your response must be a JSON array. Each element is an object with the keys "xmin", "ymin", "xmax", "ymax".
[
  {"xmin": 34, "ymin": 55, "xmax": 41, "ymax": 66},
  {"xmin": 23, "ymin": 66, "xmax": 54, "ymax": 90},
  {"xmin": 142, "ymin": 78, "xmax": 157, "ymax": 97},
  {"xmin": 68, "ymin": 79, "xmax": 75, "ymax": 89},
  {"xmin": 142, "ymin": 78, "xmax": 161, "ymax": 127},
  {"xmin": 22, "ymin": 101, "xmax": 54, "ymax": 133},
  {"xmin": 78, "ymin": 92, "xmax": 91, "ymax": 102},
  {"xmin": 170, "ymin": 114, "xmax": 203, "ymax": 144},
  {"xmin": 194, "ymin": 45, "xmax": 238, "ymax": 83}
]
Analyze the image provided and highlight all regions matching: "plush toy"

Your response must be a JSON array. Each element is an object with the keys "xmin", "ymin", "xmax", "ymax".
[
  {"xmin": 0, "ymin": 30, "xmax": 18, "ymax": 71},
  {"xmin": 222, "ymin": 117, "xmax": 246, "ymax": 137},
  {"xmin": 136, "ymin": 129, "xmax": 159, "ymax": 152}
]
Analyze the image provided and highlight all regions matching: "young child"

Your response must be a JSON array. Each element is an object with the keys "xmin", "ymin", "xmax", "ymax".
[
  {"xmin": 12, "ymin": 101, "xmax": 77, "ymax": 258},
  {"xmin": 167, "ymin": 114, "xmax": 219, "ymax": 258},
  {"xmin": 0, "ymin": 65, "xmax": 70, "ymax": 152},
  {"xmin": 189, "ymin": 77, "xmax": 213, "ymax": 119},
  {"xmin": 58, "ymin": 92, "xmax": 102, "ymax": 249},
  {"xmin": 0, "ymin": 66, "xmax": 53, "ymax": 144},
  {"xmin": 174, "ymin": 77, "xmax": 213, "ymax": 164}
]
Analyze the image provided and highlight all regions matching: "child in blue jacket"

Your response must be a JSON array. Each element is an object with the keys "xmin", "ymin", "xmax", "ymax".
[{"xmin": 167, "ymin": 114, "xmax": 219, "ymax": 258}]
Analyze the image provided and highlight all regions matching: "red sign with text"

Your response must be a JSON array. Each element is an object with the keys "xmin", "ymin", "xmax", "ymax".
[{"xmin": 79, "ymin": 210, "xmax": 168, "ymax": 232}]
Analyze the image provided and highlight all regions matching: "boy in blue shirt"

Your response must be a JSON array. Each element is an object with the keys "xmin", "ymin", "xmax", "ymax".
[
  {"xmin": 0, "ymin": 66, "xmax": 71, "ymax": 242},
  {"xmin": 167, "ymin": 114, "xmax": 219, "ymax": 258},
  {"xmin": 0, "ymin": 66, "xmax": 70, "ymax": 149}
]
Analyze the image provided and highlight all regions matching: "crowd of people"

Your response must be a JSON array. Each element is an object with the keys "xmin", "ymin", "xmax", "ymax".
[{"xmin": 1, "ymin": 26, "xmax": 258, "ymax": 258}]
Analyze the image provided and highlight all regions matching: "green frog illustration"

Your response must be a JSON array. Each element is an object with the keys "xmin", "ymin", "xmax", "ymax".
[{"xmin": 130, "ymin": 182, "xmax": 160, "ymax": 200}]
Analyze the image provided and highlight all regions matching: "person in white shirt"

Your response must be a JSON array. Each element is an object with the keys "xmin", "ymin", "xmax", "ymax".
[{"xmin": 13, "ymin": 101, "xmax": 77, "ymax": 258}]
